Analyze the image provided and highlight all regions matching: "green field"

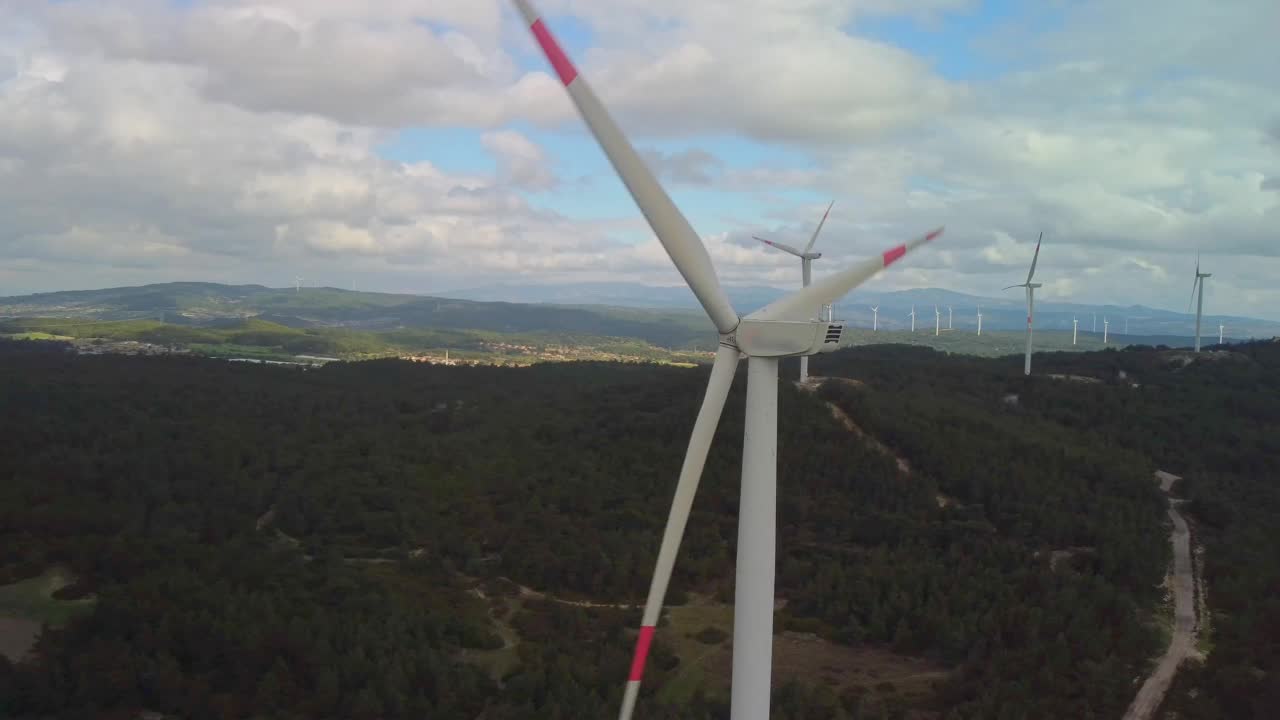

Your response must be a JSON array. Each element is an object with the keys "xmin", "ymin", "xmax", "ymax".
[
  {"xmin": 0, "ymin": 568, "xmax": 96, "ymax": 627},
  {"xmin": 0, "ymin": 316, "xmax": 707, "ymax": 365}
]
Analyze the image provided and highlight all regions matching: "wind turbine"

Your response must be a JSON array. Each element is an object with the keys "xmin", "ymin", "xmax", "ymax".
[
  {"xmin": 754, "ymin": 200, "xmax": 834, "ymax": 384},
  {"xmin": 1219, "ymin": 323, "xmax": 1224, "ymax": 344},
  {"xmin": 947, "ymin": 305, "xmax": 953, "ymax": 330},
  {"xmin": 909, "ymin": 305, "xmax": 917, "ymax": 332},
  {"xmin": 1092, "ymin": 312, "xmax": 1097, "ymax": 333},
  {"xmin": 1189, "ymin": 254, "xmax": 1212, "ymax": 352},
  {"xmin": 1104, "ymin": 317, "xmax": 1110, "ymax": 344},
  {"xmin": 977, "ymin": 304, "xmax": 983, "ymax": 336},
  {"xmin": 934, "ymin": 305, "xmax": 941, "ymax": 336},
  {"xmin": 512, "ymin": 5, "xmax": 944, "ymax": 719},
  {"xmin": 870, "ymin": 305, "xmax": 879, "ymax": 331},
  {"xmin": 294, "ymin": 276, "xmax": 302, "ymax": 293},
  {"xmin": 1073, "ymin": 316, "xmax": 1078, "ymax": 345},
  {"xmin": 1004, "ymin": 232, "xmax": 1043, "ymax": 375}
]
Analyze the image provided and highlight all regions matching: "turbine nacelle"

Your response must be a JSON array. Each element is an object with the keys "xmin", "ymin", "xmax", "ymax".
[{"xmin": 732, "ymin": 320, "xmax": 845, "ymax": 358}]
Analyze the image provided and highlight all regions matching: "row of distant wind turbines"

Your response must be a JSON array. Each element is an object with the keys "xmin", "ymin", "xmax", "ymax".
[
  {"xmin": 878, "ymin": 302, "xmax": 1223, "ymax": 346},
  {"xmin": 759, "ymin": 219, "xmax": 1223, "ymax": 378}
]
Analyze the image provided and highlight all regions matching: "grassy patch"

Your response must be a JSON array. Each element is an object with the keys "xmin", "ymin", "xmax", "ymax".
[
  {"xmin": 656, "ymin": 601, "xmax": 735, "ymax": 704},
  {"xmin": 650, "ymin": 598, "xmax": 948, "ymax": 708},
  {"xmin": 3, "ymin": 332, "xmax": 75, "ymax": 341},
  {"xmin": 0, "ymin": 567, "xmax": 96, "ymax": 627}
]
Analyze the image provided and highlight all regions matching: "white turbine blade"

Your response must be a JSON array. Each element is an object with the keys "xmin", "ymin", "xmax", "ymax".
[
  {"xmin": 513, "ymin": 0, "xmax": 738, "ymax": 334},
  {"xmin": 619, "ymin": 343, "xmax": 739, "ymax": 720},
  {"xmin": 1187, "ymin": 275, "xmax": 1199, "ymax": 312},
  {"xmin": 752, "ymin": 236, "xmax": 804, "ymax": 258},
  {"xmin": 803, "ymin": 200, "xmax": 834, "ymax": 254},
  {"xmin": 749, "ymin": 228, "xmax": 943, "ymax": 322},
  {"xmin": 1003, "ymin": 283, "xmax": 1027, "ymax": 291},
  {"xmin": 1026, "ymin": 232, "xmax": 1043, "ymax": 283}
]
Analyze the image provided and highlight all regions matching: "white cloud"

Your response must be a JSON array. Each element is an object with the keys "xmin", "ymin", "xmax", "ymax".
[
  {"xmin": 0, "ymin": 0, "xmax": 1277, "ymax": 322},
  {"xmin": 482, "ymin": 130, "xmax": 559, "ymax": 191}
]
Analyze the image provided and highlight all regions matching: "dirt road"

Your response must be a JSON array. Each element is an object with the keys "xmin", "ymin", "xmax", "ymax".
[{"xmin": 1121, "ymin": 474, "xmax": 1198, "ymax": 720}]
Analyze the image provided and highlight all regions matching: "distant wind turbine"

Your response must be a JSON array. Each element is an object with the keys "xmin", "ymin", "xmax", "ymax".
[
  {"xmin": 909, "ymin": 305, "xmax": 917, "ymax": 333},
  {"xmin": 1219, "ymin": 323, "xmax": 1224, "ymax": 344},
  {"xmin": 934, "ymin": 305, "xmax": 941, "ymax": 336},
  {"xmin": 1104, "ymin": 317, "xmax": 1110, "ymax": 344},
  {"xmin": 754, "ymin": 200, "xmax": 835, "ymax": 383},
  {"xmin": 870, "ymin": 305, "xmax": 879, "ymax": 331},
  {"xmin": 1092, "ymin": 312, "xmax": 1097, "ymax": 333},
  {"xmin": 977, "ymin": 304, "xmax": 983, "ymax": 336},
  {"xmin": 1189, "ymin": 254, "xmax": 1212, "ymax": 352},
  {"xmin": 1072, "ymin": 316, "xmax": 1078, "ymax": 345},
  {"xmin": 947, "ymin": 305, "xmax": 953, "ymax": 330},
  {"xmin": 294, "ymin": 276, "xmax": 302, "ymax": 293},
  {"xmin": 1004, "ymin": 232, "xmax": 1044, "ymax": 376}
]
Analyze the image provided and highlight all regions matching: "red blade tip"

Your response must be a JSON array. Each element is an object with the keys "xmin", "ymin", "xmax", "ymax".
[
  {"xmin": 530, "ymin": 19, "xmax": 578, "ymax": 86},
  {"xmin": 628, "ymin": 626, "xmax": 656, "ymax": 682}
]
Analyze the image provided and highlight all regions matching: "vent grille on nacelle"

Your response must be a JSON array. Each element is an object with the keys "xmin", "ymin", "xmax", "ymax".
[{"xmin": 824, "ymin": 324, "xmax": 843, "ymax": 344}]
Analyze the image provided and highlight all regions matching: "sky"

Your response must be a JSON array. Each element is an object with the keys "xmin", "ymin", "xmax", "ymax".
[{"xmin": 0, "ymin": 0, "xmax": 1277, "ymax": 318}]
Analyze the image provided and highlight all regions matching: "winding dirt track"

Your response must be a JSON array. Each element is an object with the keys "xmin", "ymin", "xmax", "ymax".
[{"xmin": 1121, "ymin": 474, "xmax": 1198, "ymax": 720}]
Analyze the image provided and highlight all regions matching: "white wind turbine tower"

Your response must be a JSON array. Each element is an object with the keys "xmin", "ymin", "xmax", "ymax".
[
  {"xmin": 909, "ymin": 305, "xmax": 917, "ymax": 332},
  {"xmin": 1189, "ymin": 254, "xmax": 1212, "ymax": 352},
  {"xmin": 934, "ymin": 305, "xmax": 941, "ymax": 336},
  {"xmin": 512, "ymin": 6, "xmax": 946, "ymax": 719},
  {"xmin": 753, "ymin": 200, "xmax": 834, "ymax": 384},
  {"xmin": 294, "ymin": 276, "xmax": 302, "ymax": 293},
  {"xmin": 1003, "ymin": 232, "xmax": 1044, "ymax": 376},
  {"xmin": 947, "ymin": 305, "xmax": 953, "ymax": 330},
  {"xmin": 1219, "ymin": 323, "xmax": 1224, "ymax": 344},
  {"xmin": 977, "ymin": 304, "xmax": 983, "ymax": 336},
  {"xmin": 1104, "ymin": 317, "xmax": 1110, "ymax": 344},
  {"xmin": 871, "ymin": 305, "xmax": 879, "ymax": 331},
  {"xmin": 1092, "ymin": 312, "xmax": 1097, "ymax": 333},
  {"xmin": 1073, "ymin": 316, "xmax": 1078, "ymax": 345}
]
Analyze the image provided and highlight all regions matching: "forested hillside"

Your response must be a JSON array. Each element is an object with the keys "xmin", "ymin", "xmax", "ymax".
[
  {"xmin": 0, "ymin": 282, "xmax": 712, "ymax": 350},
  {"xmin": 0, "ymin": 339, "xmax": 1274, "ymax": 718}
]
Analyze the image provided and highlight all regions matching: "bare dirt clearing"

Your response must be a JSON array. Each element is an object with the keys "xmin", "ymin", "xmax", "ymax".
[{"xmin": 0, "ymin": 616, "xmax": 40, "ymax": 663}]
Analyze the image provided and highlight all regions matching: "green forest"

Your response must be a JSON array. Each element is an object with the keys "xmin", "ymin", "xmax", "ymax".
[{"xmin": 0, "ymin": 337, "xmax": 1276, "ymax": 718}]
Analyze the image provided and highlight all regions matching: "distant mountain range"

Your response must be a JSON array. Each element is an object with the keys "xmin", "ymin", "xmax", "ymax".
[
  {"xmin": 452, "ymin": 282, "xmax": 1280, "ymax": 340},
  {"xmin": 3, "ymin": 281, "xmax": 1277, "ymax": 347},
  {"xmin": 0, "ymin": 282, "xmax": 709, "ymax": 349}
]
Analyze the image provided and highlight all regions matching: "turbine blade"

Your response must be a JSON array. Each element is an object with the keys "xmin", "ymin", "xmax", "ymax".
[
  {"xmin": 753, "ymin": 236, "xmax": 804, "ymax": 257},
  {"xmin": 1003, "ymin": 283, "xmax": 1026, "ymax": 290},
  {"xmin": 1026, "ymin": 232, "xmax": 1042, "ymax": 283},
  {"xmin": 748, "ymin": 228, "xmax": 943, "ymax": 321},
  {"xmin": 1188, "ymin": 275, "xmax": 1199, "ymax": 312},
  {"xmin": 513, "ymin": 0, "xmax": 738, "ymax": 334},
  {"xmin": 803, "ymin": 200, "xmax": 834, "ymax": 254},
  {"xmin": 619, "ymin": 344, "xmax": 739, "ymax": 720}
]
